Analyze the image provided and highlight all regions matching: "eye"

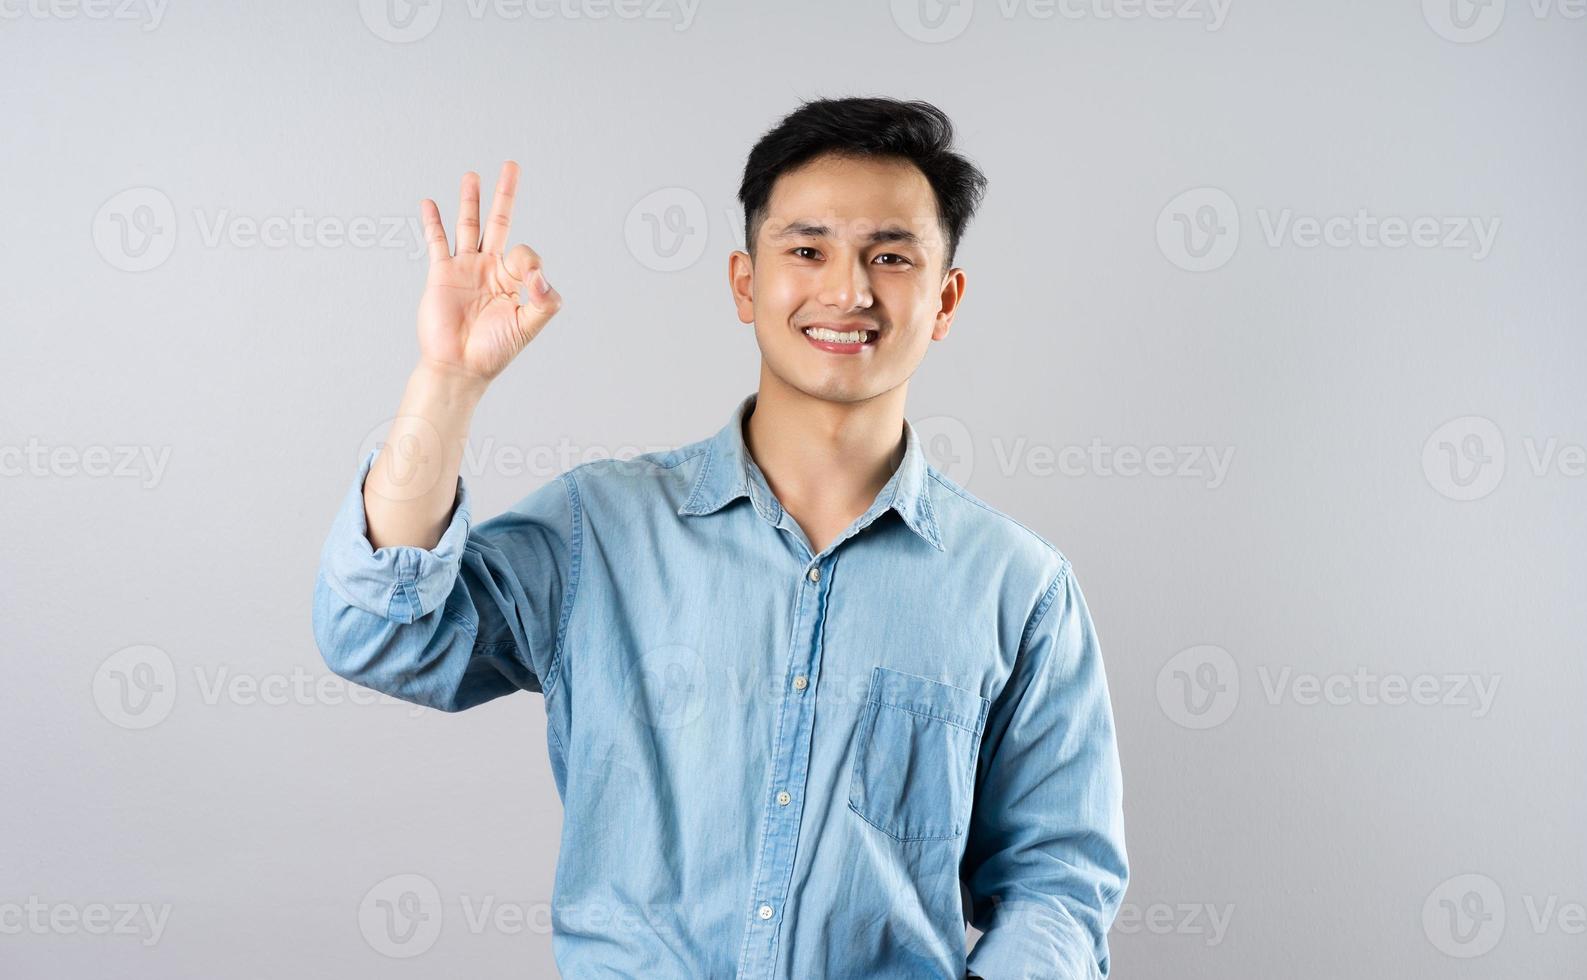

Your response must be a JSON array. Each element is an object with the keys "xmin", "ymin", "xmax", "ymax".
[
  {"xmin": 791, "ymin": 246, "xmax": 820, "ymax": 260},
  {"xmin": 874, "ymin": 253, "xmax": 911, "ymax": 266}
]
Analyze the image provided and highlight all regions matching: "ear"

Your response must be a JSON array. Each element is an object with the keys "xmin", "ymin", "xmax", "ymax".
[
  {"xmin": 932, "ymin": 267, "xmax": 967, "ymax": 341},
  {"xmin": 729, "ymin": 250, "xmax": 755, "ymax": 324}
]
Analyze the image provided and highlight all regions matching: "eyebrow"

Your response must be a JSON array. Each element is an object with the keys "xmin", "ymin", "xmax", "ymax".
[{"xmin": 768, "ymin": 221, "xmax": 926, "ymax": 248}]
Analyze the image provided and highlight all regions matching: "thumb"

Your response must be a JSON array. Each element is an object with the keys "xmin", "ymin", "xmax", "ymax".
[{"xmin": 504, "ymin": 244, "xmax": 562, "ymax": 339}]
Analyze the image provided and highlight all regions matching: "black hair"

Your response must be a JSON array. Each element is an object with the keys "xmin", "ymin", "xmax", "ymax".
[{"xmin": 737, "ymin": 96, "xmax": 988, "ymax": 275}]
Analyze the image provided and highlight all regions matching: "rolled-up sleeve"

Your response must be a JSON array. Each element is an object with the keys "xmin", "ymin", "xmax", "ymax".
[
  {"xmin": 964, "ymin": 560, "xmax": 1128, "ymax": 980},
  {"xmin": 311, "ymin": 447, "xmax": 580, "ymax": 713}
]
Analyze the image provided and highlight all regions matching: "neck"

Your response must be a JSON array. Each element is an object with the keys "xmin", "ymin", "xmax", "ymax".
[{"xmin": 743, "ymin": 367, "xmax": 908, "ymax": 517}]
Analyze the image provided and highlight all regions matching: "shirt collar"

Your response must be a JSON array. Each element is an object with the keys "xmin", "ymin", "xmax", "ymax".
[{"xmin": 678, "ymin": 392, "xmax": 945, "ymax": 552}]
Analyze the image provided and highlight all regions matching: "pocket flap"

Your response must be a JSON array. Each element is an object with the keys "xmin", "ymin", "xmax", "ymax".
[{"xmin": 867, "ymin": 666, "xmax": 989, "ymax": 734}]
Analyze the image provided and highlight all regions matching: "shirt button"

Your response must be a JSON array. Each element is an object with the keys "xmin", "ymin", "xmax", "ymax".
[
  {"xmin": 792, "ymin": 675, "xmax": 808, "ymax": 691},
  {"xmin": 758, "ymin": 903, "xmax": 774, "ymax": 920},
  {"xmin": 776, "ymin": 790, "xmax": 791, "ymax": 806},
  {"xmin": 807, "ymin": 566, "xmax": 820, "ymax": 583}
]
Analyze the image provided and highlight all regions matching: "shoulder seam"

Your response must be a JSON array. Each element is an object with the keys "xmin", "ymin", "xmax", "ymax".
[
  {"xmin": 543, "ymin": 468, "xmax": 585, "ymax": 702},
  {"xmin": 1019, "ymin": 559, "xmax": 1073, "ymax": 653},
  {"xmin": 925, "ymin": 471, "xmax": 1064, "ymax": 562},
  {"xmin": 566, "ymin": 444, "xmax": 709, "ymax": 480},
  {"xmin": 543, "ymin": 444, "xmax": 704, "ymax": 703}
]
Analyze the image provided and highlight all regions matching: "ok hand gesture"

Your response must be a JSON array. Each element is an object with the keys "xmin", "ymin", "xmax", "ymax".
[{"xmin": 415, "ymin": 161, "xmax": 562, "ymax": 385}]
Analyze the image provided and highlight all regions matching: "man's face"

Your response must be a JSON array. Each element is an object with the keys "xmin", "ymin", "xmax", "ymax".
[{"xmin": 729, "ymin": 153, "xmax": 967, "ymax": 406}]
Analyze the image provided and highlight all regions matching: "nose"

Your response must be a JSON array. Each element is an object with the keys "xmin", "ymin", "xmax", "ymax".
[{"xmin": 817, "ymin": 250, "xmax": 873, "ymax": 311}]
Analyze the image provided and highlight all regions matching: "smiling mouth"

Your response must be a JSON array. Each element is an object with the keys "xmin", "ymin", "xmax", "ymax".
[{"xmin": 801, "ymin": 326, "xmax": 879, "ymax": 345}]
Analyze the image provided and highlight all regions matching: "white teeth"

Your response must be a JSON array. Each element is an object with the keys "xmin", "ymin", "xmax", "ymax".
[{"xmin": 804, "ymin": 327, "xmax": 872, "ymax": 344}]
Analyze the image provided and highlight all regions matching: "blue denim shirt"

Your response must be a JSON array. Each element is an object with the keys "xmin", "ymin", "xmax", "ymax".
[{"xmin": 313, "ymin": 392, "xmax": 1128, "ymax": 979}]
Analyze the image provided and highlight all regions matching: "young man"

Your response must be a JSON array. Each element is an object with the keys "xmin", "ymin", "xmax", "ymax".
[{"xmin": 314, "ymin": 97, "xmax": 1127, "ymax": 979}]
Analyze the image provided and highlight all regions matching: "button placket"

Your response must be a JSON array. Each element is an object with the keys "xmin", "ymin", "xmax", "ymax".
[{"xmin": 736, "ymin": 559, "xmax": 832, "ymax": 978}]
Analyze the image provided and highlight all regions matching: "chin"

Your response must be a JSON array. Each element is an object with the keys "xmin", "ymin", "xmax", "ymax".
[
  {"xmin": 796, "ymin": 374, "xmax": 891, "ymax": 406},
  {"xmin": 761, "ymin": 343, "xmax": 897, "ymax": 405}
]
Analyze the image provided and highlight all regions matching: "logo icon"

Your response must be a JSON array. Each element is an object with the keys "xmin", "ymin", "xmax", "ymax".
[
  {"xmin": 1157, "ymin": 187, "xmax": 1239, "ymax": 272},
  {"xmin": 912, "ymin": 414, "xmax": 975, "ymax": 489},
  {"xmin": 625, "ymin": 188, "xmax": 710, "ymax": 273},
  {"xmin": 359, "ymin": 873, "xmax": 444, "ymax": 957},
  {"xmin": 360, "ymin": 0, "xmax": 442, "ymax": 43},
  {"xmin": 93, "ymin": 188, "xmax": 177, "ymax": 272},
  {"xmin": 1423, "ymin": 0, "xmax": 1506, "ymax": 43},
  {"xmin": 357, "ymin": 415, "xmax": 447, "ymax": 502},
  {"xmin": 94, "ymin": 644, "xmax": 177, "ymax": 729},
  {"xmin": 891, "ymin": 0, "xmax": 974, "ymax": 43},
  {"xmin": 623, "ymin": 644, "xmax": 709, "ymax": 731},
  {"xmin": 1423, "ymin": 873, "xmax": 1505, "ymax": 957},
  {"xmin": 1157, "ymin": 645, "xmax": 1240, "ymax": 729},
  {"xmin": 1422, "ymin": 416, "xmax": 1504, "ymax": 501}
]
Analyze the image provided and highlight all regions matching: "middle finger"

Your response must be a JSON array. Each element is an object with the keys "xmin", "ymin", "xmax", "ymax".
[
  {"xmin": 480, "ymin": 161, "xmax": 520, "ymax": 255},
  {"xmin": 455, "ymin": 171, "xmax": 482, "ymax": 253}
]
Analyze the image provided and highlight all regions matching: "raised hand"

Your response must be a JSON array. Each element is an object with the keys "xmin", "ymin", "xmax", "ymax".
[{"xmin": 415, "ymin": 161, "xmax": 562, "ymax": 385}]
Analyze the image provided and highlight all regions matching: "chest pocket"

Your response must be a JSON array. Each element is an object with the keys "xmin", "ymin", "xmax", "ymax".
[{"xmin": 847, "ymin": 666, "xmax": 990, "ymax": 842}]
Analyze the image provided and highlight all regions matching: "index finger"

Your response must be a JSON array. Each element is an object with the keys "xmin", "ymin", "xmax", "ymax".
[
  {"xmin": 419, "ymin": 198, "xmax": 450, "ymax": 264},
  {"xmin": 480, "ymin": 160, "xmax": 520, "ymax": 255}
]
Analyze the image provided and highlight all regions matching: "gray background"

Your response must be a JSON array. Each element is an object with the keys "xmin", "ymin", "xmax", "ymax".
[{"xmin": 2, "ymin": 1, "xmax": 1583, "ymax": 977}]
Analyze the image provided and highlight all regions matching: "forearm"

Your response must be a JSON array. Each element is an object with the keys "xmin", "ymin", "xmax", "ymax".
[{"xmin": 362, "ymin": 361, "xmax": 487, "ymax": 550}]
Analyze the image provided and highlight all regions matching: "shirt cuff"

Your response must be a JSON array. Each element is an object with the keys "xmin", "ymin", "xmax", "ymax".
[
  {"xmin": 317, "ymin": 447, "xmax": 473, "ymax": 625},
  {"xmin": 966, "ymin": 900, "xmax": 1103, "ymax": 980}
]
